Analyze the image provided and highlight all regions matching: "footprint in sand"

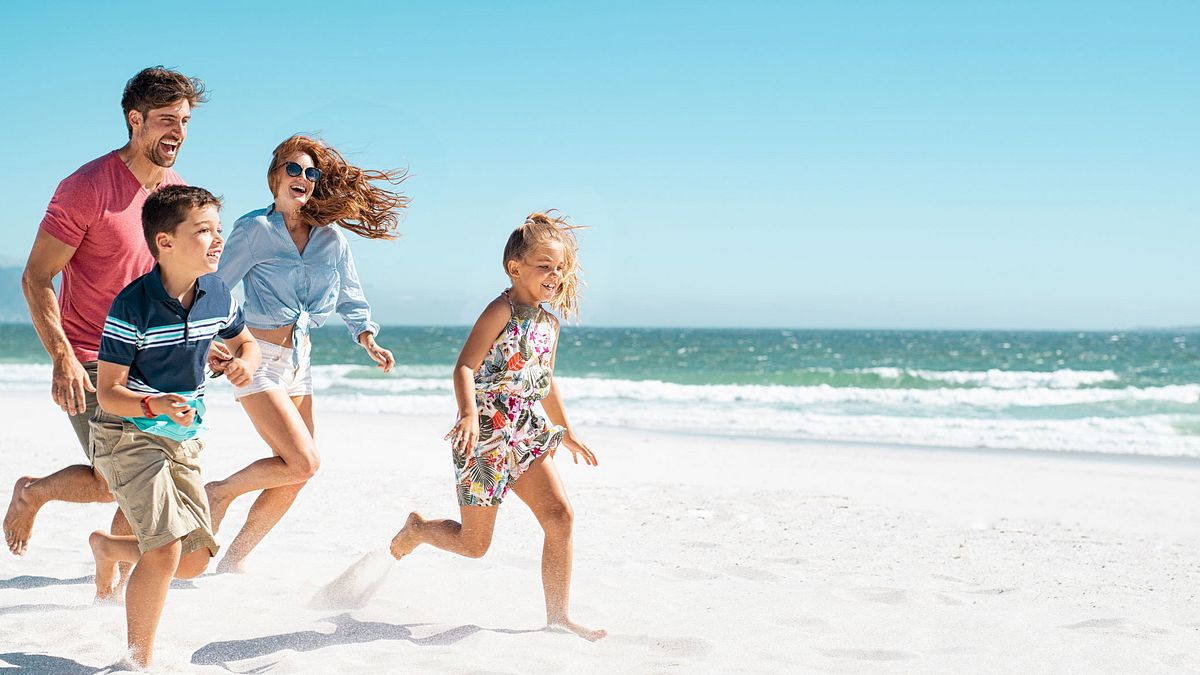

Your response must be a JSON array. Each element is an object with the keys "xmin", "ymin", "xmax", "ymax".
[
  {"xmin": 930, "ymin": 573, "xmax": 967, "ymax": 583},
  {"xmin": 1063, "ymin": 618, "xmax": 1171, "ymax": 639},
  {"xmin": 672, "ymin": 566, "xmax": 720, "ymax": 581},
  {"xmin": 779, "ymin": 616, "xmax": 831, "ymax": 631},
  {"xmin": 819, "ymin": 647, "xmax": 918, "ymax": 662},
  {"xmin": 933, "ymin": 592, "xmax": 964, "ymax": 606},
  {"xmin": 966, "ymin": 586, "xmax": 1016, "ymax": 595},
  {"xmin": 834, "ymin": 586, "xmax": 908, "ymax": 605},
  {"xmin": 608, "ymin": 634, "xmax": 715, "ymax": 658},
  {"xmin": 724, "ymin": 565, "xmax": 783, "ymax": 582}
]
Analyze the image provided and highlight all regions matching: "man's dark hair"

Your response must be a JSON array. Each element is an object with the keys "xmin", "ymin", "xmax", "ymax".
[
  {"xmin": 121, "ymin": 66, "xmax": 208, "ymax": 138},
  {"xmin": 142, "ymin": 186, "xmax": 221, "ymax": 258}
]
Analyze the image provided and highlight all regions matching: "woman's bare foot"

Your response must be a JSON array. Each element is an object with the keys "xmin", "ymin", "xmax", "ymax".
[
  {"xmin": 389, "ymin": 512, "xmax": 425, "ymax": 560},
  {"xmin": 4, "ymin": 476, "xmax": 41, "ymax": 556},
  {"xmin": 547, "ymin": 617, "xmax": 608, "ymax": 642},
  {"xmin": 88, "ymin": 531, "xmax": 122, "ymax": 604},
  {"xmin": 205, "ymin": 481, "xmax": 232, "ymax": 534},
  {"xmin": 215, "ymin": 554, "xmax": 248, "ymax": 575}
]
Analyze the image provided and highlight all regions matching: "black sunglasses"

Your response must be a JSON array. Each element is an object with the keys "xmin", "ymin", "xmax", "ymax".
[{"xmin": 284, "ymin": 162, "xmax": 321, "ymax": 182}]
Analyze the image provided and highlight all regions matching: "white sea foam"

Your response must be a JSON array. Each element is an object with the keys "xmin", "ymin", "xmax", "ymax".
[
  {"xmin": 852, "ymin": 367, "xmax": 1120, "ymax": 389},
  {"xmin": 4, "ymin": 363, "xmax": 1197, "ymax": 457}
]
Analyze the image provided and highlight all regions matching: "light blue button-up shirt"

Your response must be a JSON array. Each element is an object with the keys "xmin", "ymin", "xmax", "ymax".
[{"xmin": 217, "ymin": 207, "xmax": 379, "ymax": 352}]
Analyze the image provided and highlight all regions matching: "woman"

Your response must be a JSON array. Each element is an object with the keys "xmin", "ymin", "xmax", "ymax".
[{"xmin": 207, "ymin": 135, "xmax": 407, "ymax": 572}]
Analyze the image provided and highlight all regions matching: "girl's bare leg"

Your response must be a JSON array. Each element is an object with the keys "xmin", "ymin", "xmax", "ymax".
[
  {"xmin": 390, "ymin": 504, "xmax": 499, "ymax": 560},
  {"xmin": 209, "ymin": 393, "xmax": 318, "ymax": 571},
  {"xmin": 511, "ymin": 455, "xmax": 607, "ymax": 641}
]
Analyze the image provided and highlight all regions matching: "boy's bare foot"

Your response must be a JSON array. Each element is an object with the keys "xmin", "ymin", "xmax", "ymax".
[
  {"xmin": 5, "ymin": 476, "xmax": 41, "ymax": 556},
  {"xmin": 547, "ymin": 618, "xmax": 608, "ymax": 642},
  {"xmin": 205, "ymin": 481, "xmax": 231, "ymax": 534},
  {"xmin": 216, "ymin": 555, "xmax": 248, "ymax": 575},
  {"xmin": 389, "ymin": 512, "xmax": 425, "ymax": 560},
  {"xmin": 89, "ymin": 531, "xmax": 121, "ymax": 603}
]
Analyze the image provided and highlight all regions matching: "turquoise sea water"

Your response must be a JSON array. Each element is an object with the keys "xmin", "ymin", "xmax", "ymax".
[{"xmin": 2, "ymin": 324, "xmax": 1198, "ymax": 456}]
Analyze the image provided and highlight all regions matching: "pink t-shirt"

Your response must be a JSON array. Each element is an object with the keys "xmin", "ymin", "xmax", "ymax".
[{"xmin": 39, "ymin": 151, "xmax": 185, "ymax": 362}]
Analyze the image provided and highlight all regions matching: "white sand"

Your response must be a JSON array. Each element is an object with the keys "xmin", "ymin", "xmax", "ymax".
[{"xmin": 2, "ymin": 391, "xmax": 1199, "ymax": 673}]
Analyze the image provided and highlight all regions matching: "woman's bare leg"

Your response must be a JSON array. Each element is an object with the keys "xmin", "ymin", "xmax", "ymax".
[
  {"xmin": 206, "ymin": 390, "xmax": 318, "ymax": 531},
  {"xmin": 214, "ymin": 393, "xmax": 317, "ymax": 573},
  {"xmin": 511, "ymin": 455, "xmax": 606, "ymax": 641}
]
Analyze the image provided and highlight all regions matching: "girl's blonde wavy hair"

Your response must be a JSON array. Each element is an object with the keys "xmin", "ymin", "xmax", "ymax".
[
  {"xmin": 268, "ymin": 135, "xmax": 409, "ymax": 239},
  {"xmin": 503, "ymin": 211, "xmax": 585, "ymax": 320}
]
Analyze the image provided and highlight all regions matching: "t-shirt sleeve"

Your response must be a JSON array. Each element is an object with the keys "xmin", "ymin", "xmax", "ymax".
[
  {"xmin": 39, "ymin": 172, "xmax": 101, "ymax": 248},
  {"xmin": 218, "ymin": 296, "xmax": 246, "ymax": 340},
  {"xmin": 97, "ymin": 298, "xmax": 141, "ymax": 366}
]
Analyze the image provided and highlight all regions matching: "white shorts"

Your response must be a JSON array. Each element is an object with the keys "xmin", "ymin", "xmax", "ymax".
[{"xmin": 233, "ymin": 339, "xmax": 314, "ymax": 399}]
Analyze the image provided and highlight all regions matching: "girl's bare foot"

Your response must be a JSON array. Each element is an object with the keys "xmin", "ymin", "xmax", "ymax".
[
  {"xmin": 389, "ymin": 512, "xmax": 425, "ymax": 559},
  {"xmin": 547, "ymin": 618, "xmax": 608, "ymax": 642},
  {"xmin": 88, "ymin": 531, "xmax": 121, "ymax": 604}
]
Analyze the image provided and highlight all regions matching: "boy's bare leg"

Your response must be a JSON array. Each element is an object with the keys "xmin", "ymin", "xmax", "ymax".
[
  {"xmin": 124, "ymin": 539, "xmax": 182, "ymax": 669},
  {"xmin": 206, "ymin": 390, "xmax": 317, "ymax": 535},
  {"xmin": 512, "ymin": 456, "xmax": 607, "ymax": 642},
  {"xmin": 390, "ymin": 505, "xmax": 499, "ymax": 560},
  {"xmin": 5, "ymin": 465, "xmax": 115, "ymax": 555},
  {"xmin": 216, "ymin": 482, "xmax": 304, "ymax": 574},
  {"xmin": 89, "ymin": 531, "xmax": 138, "ymax": 603},
  {"xmin": 90, "ymin": 531, "xmax": 211, "ymax": 595}
]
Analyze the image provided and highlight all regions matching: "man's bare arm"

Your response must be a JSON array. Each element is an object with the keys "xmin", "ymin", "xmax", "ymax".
[{"xmin": 22, "ymin": 229, "xmax": 92, "ymax": 414}]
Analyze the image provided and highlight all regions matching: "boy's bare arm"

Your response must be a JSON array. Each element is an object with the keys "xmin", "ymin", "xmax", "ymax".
[{"xmin": 95, "ymin": 361, "xmax": 195, "ymax": 426}]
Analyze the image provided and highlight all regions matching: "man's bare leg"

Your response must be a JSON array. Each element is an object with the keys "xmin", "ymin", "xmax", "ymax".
[
  {"xmin": 111, "ymin": 507, "xmax": 134, "ymax": 596},
  {"xmin": 512, "ymin": 456, "xmax": 607, "ymax": 642},
  {"xmin": 5, "ymin": 465, "xmax": 114, "ymax": 555}
]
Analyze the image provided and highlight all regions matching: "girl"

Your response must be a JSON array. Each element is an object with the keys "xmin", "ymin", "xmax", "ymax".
[
  {"xmin": 207, "ymin": 135, "xmax": 406, "ymax": 572},
  {"xmin": 389, "ymin": 212, "xmax": 606, "ymax": 641}
]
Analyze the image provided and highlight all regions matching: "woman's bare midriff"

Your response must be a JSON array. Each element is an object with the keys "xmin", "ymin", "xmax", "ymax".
[{"xmin": 250, "ymin": 324, "xmax": 296, "ymax": 348}]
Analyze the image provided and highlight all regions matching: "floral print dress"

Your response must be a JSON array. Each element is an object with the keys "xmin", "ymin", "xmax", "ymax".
[{"xmin": 454, "ymin": 292, "xmax": 565, "ymax": 506}]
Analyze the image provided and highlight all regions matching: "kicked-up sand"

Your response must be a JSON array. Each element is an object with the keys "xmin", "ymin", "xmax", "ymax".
[{"xmin": 1, "ymin": 391, "xmax": 1199, "ymax": 673}]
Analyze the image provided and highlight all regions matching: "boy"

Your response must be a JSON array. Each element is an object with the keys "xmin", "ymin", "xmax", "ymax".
[{"xmin": 87, "ymin": 185, "xmax": 260, "ymax": 668}]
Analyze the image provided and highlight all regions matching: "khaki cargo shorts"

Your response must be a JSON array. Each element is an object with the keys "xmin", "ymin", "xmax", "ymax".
[{"xmin": 90, "ymin": 418, "xmax": 219, "ymax": 557}]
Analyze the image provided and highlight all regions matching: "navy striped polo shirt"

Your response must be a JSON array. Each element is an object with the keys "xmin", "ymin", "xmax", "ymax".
[{"xmin": 99, "ymin": 265, "xmax": 245, "ymax": 440}]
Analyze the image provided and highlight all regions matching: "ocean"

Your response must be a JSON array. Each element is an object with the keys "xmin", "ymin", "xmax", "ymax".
[{"xmin": 2, "ymin": 324, "xmax": 1198, "ymax": 458}]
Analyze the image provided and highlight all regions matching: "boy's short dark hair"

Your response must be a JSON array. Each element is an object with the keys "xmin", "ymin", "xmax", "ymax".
[
  {"xmin": 143, "ymin": 186, "xmax": 221, "ymax": 258},
  {"xmin": 121, "ymin": 66, "xmax": 208, "ymax": 138}
]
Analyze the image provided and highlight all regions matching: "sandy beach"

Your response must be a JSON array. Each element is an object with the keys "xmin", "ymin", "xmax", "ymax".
[{"xmin": 2, "ymin": 390, "xmax": 1198, "ymax": 673}]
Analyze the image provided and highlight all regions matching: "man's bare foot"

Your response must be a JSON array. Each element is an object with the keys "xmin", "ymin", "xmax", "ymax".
[
  {"xmin": 216, "ymin": 554, "xmax": 248, "ymax": 575},
  {"xmin": 4, "ymin": 476, "xmax": 41, "ymax": 556},
  {"xmin": 205, "ymin": 481, "xmax": 232, "ymax": 534},
  {"xmin": 389, "ymin": 512, "xmax": 425, "ymax": 560},
  {"xmin": 547, "ymin": 618, "xmax": 608, "ymax": 642},
  {"xmin": 89, "ymin": 531, "xmax": 121, "ymax": 603}
]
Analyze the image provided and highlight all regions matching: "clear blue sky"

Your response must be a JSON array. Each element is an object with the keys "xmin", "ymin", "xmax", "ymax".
[{"xmin": 1, "ymin": 1, "xmax": 1196, "ymax": 329}]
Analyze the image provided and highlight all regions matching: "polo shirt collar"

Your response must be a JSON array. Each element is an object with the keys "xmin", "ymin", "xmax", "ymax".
[{"xmin": 144, "ymin": 264, "xmax": 208, "ymax": 305}]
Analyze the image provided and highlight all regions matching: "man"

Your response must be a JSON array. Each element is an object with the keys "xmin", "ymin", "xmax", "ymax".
[{"xmin": 4, "ymin": 66, "xmax": 207, "ymax": 556}]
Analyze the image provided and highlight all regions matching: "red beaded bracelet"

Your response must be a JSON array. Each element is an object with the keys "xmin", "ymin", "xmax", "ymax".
[{"xmin": 139, "ymin": 396, "xmax": 155, "ymax": 418}]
